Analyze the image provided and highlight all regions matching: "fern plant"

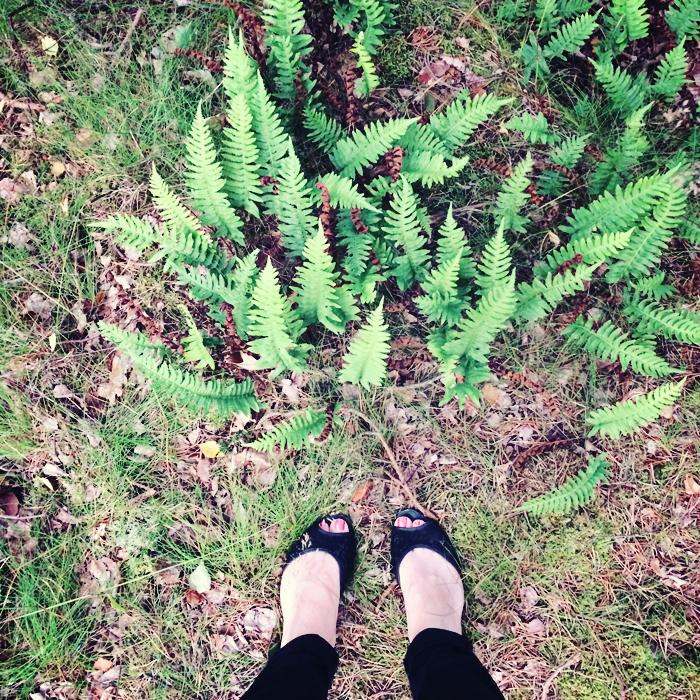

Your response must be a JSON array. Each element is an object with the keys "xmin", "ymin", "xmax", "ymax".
[
  {"xmin": 587, "ymin": 380, "xmax": 686, "ymax": 438},
  {"xmin": 666, "ymin": 0, "xmax": 700, "ymax": 39},
  {"xmin": 338, "ymin": 300, "xmax": 391, "ymax": 388},
  {"xmin": 507, "ymin": 112, "xmax": 560, "ymax": 144},
  {"xmin": 98, "ymin": 322, "xmax": 259, "ymax": 417},
  {"xmin": 607, "ymin": 0, "xmax": 650, "ymax": 48},
  {"xmin": 179, "ymin": 304, "xmax": 215, "ymax": 370},
  {"xmin": 562, "ymin": 317, "xmax": 677, "ymax": 377},
  {"xmin": 543, "ymin": 12, "xmax": 598, "ymax": 59},
  {"xmin": 494, "ymin": 154, "xmax": 534, "ymax": 232},
  {"xmin": 516, "ymin": 454, "xmax": 611, "ymax": 515},
  {"xmin": 249, "ymin": 408, "xmax": 328, "ymax": 451},
  {"xmin": 591, "ymin": 60, "xmax": 649, "ymax": 117},
  {"xmin": 351, "ymin": 31, "xmax": 379, "ymax": 96},
  {"xmin": 624, "ymin": 294, "xmax": 700, "ymax": 344},
  {"xmin": 652, "ymin": 44, "xmax": 689, "ymax": 100},
  {"xmin": 248, "ymin": 259, "xmax": 311, "ymax": 376}
]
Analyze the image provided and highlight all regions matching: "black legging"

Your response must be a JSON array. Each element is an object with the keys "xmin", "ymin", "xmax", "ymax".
[{"xmin": 241, "ymin": 628, "xmax": 505, "ymax": 700}]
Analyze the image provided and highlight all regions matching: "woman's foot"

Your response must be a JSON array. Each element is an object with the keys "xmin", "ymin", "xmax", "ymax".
[
  {"xmin": 280, "ymin": 516, "xmax": 348, "ymax": 647},
  {"xmin": 395, "ymin": 516, "xmax": 465, "ymax": 642}
]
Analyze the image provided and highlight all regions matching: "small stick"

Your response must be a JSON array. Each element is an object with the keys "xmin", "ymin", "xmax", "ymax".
[
  {"xmin": 113, "ymin": 8, "xmax": 143, "ymax": 61},
  {"xmin": 541, "ymin": 652, "xmax": 581, "ymax": 700},
  {"xmin": 349, "ymin": 408, "xmax": 437, "ymax": 519},
  {"xmin": 611, "ymin": 665, "xmax": 627, "ymax": 700}
]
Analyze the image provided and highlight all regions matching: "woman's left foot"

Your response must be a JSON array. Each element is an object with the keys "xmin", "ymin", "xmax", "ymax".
[{"xmin": 280, "ymin": 516, "xmax": 349, "ymax": 647}]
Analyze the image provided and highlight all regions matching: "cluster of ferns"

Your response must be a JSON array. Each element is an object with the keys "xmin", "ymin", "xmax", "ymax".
[{"xmin": 94, "ymin": 0, "xmax": 700, "ymax": 514}]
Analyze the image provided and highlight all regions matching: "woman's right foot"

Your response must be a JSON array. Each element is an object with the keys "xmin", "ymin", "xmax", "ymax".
[{"xmin": 394, "ymin": 517, "xmax": 465, "ymax": 642}]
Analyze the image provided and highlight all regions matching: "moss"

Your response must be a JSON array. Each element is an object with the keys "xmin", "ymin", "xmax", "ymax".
[{"xmin": 375, "ymin": 35, "xmax": 415, "ymax": 86}]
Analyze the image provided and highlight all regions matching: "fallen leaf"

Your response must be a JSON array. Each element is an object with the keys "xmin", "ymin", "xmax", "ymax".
[
  {"xmin": 200, "ymin": 440, "xmax": 221, "ymax": 459},
  {"xmin": 211, "ymin": 632, "xmax": 247, "ymax": 655},
  {"xmin": 205, "ymin": 584, "xmax": 228, "ymax": 605},
  {"xmin": 75, "ymin": 128, "xmax": 93, "ymax": 146},
  {"xmin": 60, "ymin": 196, "xmax": 69, "ymax": 216},
  {"xmin": 134, "ymin": 445, "xmax": 155, "ymax": 458},
  {"xmin": 455, "ymin": 36, "xmax": 470, "ymax": 50},
  {"xmin": 242, "ymin": 607, "xmax": 278, "ymax": 640},
  {"xmin": 93, "ymin": 658, "xmax": 113, "ymax": 672},
  {"xmin": 684, "ymin": 474, "xmax": 700, "ymax": 495},
  {"xmin": 0, "ymin": 490, "xmax": 19, "ymax": 516},
  {"xmin": 50, "ymin": 162, "xmax": 65, "ymax": 177},
  {"xmin": 102, "ymin": 133, "xmax": 121, "ymax": 152},
  {"xmin": 519, "ymin": 585, "xmax": 539, "ymax": 611},
  {"xmin": 0, "ymin": 178, "xmax": 27, "ymax": 205},
  {"xmin": 43, "ymin": 463, "xmax": 69, "ymax": 478},
  {"xmin": 23, "ymin": 293, "xmax": 55, "ymax": 322},
  {"xmin": 53, "ymin": 384, "xmax": 74, "ymax": 399},
  {"xmin": 5, "ymin": 222, "xmax": 36, "ymax": 250},
  {"xmin": 524, "ymin": 618, "xmax": 546, "ymax": 636},
  {"xmin": 235, "ymin": 352, "xmax": 259, "ymax": 371},
  {"xmin": 548, "ymin": 231, "xmax": 561, "ymax": 245},
  {"xmin": 352, "ymin": 479, "xmax": 373, "ymax": 502},
  {"xmin": 87, "ymin": 557, "xmax": 121, "ymax": 586},
  {"xmin": 97, "ymin": 354, "xmax": 125, "ymax": 406},
  {"xmin": 185, "ymin": 589, "xmax": 204, "ymax": 605},
  {"xmin": 40, "ymin": 36, "xmax": 59, "ymax": 56},
  {"xmin": 234, "ymin": 449, "xmax": 277, "ymax": 489},
  {"xmin": 474, "ymin": 621, "xmax": 505, "ymax": 639},
  {"xmin": 157, "ymin": 566, "xmax": 181, "ymax": 585},
  {"xmin": 188, "ymin": 561, "xmax": 212, "ymax": 593}
]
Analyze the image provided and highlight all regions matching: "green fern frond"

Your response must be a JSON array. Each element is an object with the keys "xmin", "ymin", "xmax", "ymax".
[
  {"xmin": 250, "ymin": 72, "xmax": 289, "ymax": 179},
  {"xmin": 351, "ymin": 31, "xmax": 380, "ymax": 95},
  {"xmin": 561, "ymin": 170, "xmax": 672, "ymax": 241},
  {"xmin": 150, "ymin": 167, "xmax": 201, "ymax": 235},
  {"xmin": 521, "ymin": 31, "xmax": 550, "ymax": 82},
  {"xmin": 338, "ymin": 299, "xmax": 390, "ymax": 388},
  {"xmin": 535, "ymin": 0, "xmax": 560, "ymax": 34},
  {"xmin": 221, "ymin": 92, "xmax": 263, "ymax": 217},
  {"xmin": 399, "ymin": 122, "xmax": 450, "ymax": 157},
  {"xmin": 536, "ymin": 229, "xmax": 633, "ymax": 276},
  {"xmin": 400, "ymin": 151, "xmax": 470, "ymax": 188},
  {"xmin": 653, "ymin": 44, "xmax": 689, "ymax": 99},
  {"xmin": 516, "ymin": 264, "xmax": 598, "ymax": 321},
  {"xmin": 415, "ymin": 254, "xmax": 468, "ymax": 326},
  {"xmin": 437, "ymin": 204, "xmax": 476, "ymax": 280},
  {"xmin": 443, "ymin": 272, "xmax": 517, "ymax": 365},
  {"xmin": 222, "ymin": 27, "xmax": 258, "ymax": 102},
  {"xmin": 293, "ymin": 222, "xmax": 358, "ymax": 333},
  {"xmin": 98, "ymin": 321, "xmax": 171, "ymax": 361},
  {"xmin": 494, "ymin": 154, "xmax": 533, "ymax": 233},
  {"xmin": 667, "ymin": 0, "xmax": 700, "ymax": 39},
  {"xmin": 592, "ymin": 60, "xmax": 649, "ymax": 116},
  {"xmin": 382, "ymin": 177, "xmax": 430, "ymax": 291},
  {"xmin": 476, "ymin": 219, "xmax": 513, "ymax": 294},
  {"xmin": 550, "ymin": 133, "xmax": 589, "ymax": 169},
  {"xmin": 269, "ymin": 143, "xmax": 317, "ymax": 258},
  {"xmin": 303, "ymin": 103, "xmax": 344, "ymax": 151},
  {"xmin": 678, "ymin": 214, "xmax": 700, "ymax": 244},
  {"xmin": 507, "ymin": 112, "xmax": 560, "ymax": 144},
  {"xmin": 91, "ymin": 215, "xmax": 159, "ymax": 252},
  {"xmin": 268, "ymin": 35, "xmax": 302, "ymax": 101},
  {"xmin": 563, "ymin": 317, "xmax": 678, "ymax": 377},
  {"xmin": 179, "ymin": 304, "xmax": 215, "ymax": 370},
  {"xmin": 249, "ymin": 408, "xmax": 328, "ymax": 451},
  {"xmin": 557, "ymin": 0, "xmax": 595, "ymax": 18},
  {"xmin": 606, "ymin": 184, "xmax": 687, "ymax": 281},
  {"xmin": 427, "ymin": 93, "xmax": 512, "ymax": 153},
  {"xmin": 588, "ymin": 104, "xmax": 651, "ymax": 196},
  {"xmin": 351, "ymin": 0, "xmax": 389, "ymax": 54},
  {"xmin": 100, "ymin": 322, "xmax": 259, "ymax": 416},
  {"xmin": 317, "ymin": 172, "xmax": 380, "ymax": 212},
  {"xmin": 248, "ymin": 259, "xmax": 310, "ymax": 376},
  {"xmin": 587, "ymin": 380, "xmax": 686, "ymax": 438},
  {"xmin": 185, "ymin": 103, "xmax": 244, "ymax": 243},
  {"xmin": 516, "ymin": 454, "xmax": 611, "ymax": 514},
  {"xmin": 629, "ymin": 271, "xmax": 676, "ymax": 300},
  {"xmin": 330, "ymin": 118, "xmax": 416, "ymax": 178},
  {"xmin": 609, "ymin": 0, "xmax": 650, "ymax": 46},
  {"xmin": 624, "ymin": 293, "xmax": 700, "ymax": 344}
]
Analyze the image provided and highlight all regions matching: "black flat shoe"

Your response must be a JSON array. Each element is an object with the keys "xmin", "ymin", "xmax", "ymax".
[
  {"xmin": 390, "ymin": 508, "xmax": 462, "ymax": 587},
  {"xmin": 286, "ymin": 514, "xmax": 356, "ymax": 591}
]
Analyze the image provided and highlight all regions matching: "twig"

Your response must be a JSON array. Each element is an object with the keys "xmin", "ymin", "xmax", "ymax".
[
  {"xmin": 611, "ymin": 665, "xmax": 627, "ymax": 700},
  {"xmin": 387, "ymin": 375, "xmax": 441, "ymax": 393},
  {"xmin": 113, "ymin": 8, "xmax": 143, "ymax": 61},
  {"xmin": 541, "ymin": 653, "xmax": 582, "ymax": 700},
  {"xmin": 349, "ymin": 409, "xmax": 437, "ymax": 519},
  {"xmin": 374, "ymin": 580, "xmax": 397, "ymax": 612}
]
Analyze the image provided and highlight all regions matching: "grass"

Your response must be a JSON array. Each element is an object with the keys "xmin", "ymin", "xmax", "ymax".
[{"xmin": 2, "ymin": 0, "xmax": 700, "ymax": 698}]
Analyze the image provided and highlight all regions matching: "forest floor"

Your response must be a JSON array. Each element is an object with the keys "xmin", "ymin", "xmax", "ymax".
[{"xmin": 1, "ymin": 1, "xmax": 699, "ymax": 699}]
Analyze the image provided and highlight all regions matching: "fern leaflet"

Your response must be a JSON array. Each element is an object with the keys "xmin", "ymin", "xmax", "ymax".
[
  {"xmin": 666, "ymin": 0, "xmax": 700, "ymax": 38},
  {"xmin": 249, "ymin": 408, "xmax": 328, "ymax": 451},
  {"xmin": 653, "ymin": 44, "xmax": 689, "ymax": 99},
  {"xmin": 303, "ymin": 103, "xmax": 344, "ymax": 151},
  {"xmin": 507, "ymin": 112, "xmax": 559, "ymax": 144},
  {"xmin": 624, "ymin": 294, "xmax": 700, "ymax": 344},
  {"xmin": 494, "ymin": 154, "xmax": 533, "ymax": 233}
]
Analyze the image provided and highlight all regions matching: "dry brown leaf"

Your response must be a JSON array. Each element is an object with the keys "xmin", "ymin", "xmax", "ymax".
[
  {"xmin": 684, "ymin": 474, "xmax": 700, "ymax": 495},
  {"xmin": 23, "ymin": 292, "xmax": 55, "ymax": 322},
  {"xmin": 156, "ymin": 566, "xmax": 181, "ymax": 585},
  {"xmin": 50, "ymin": 162, "xmax": 65, "ymax": 177},
  {"xmin": 351, "ymin": 479, "xmax": 373, "ymax": 503},
  {"xmin": 481, "ymin": 383, "xmax": 502, "ymax": 406},
  {"xmin": 242, "ymin": 607, "xmax": 278, "ymax": 640},
  {"xmin": 524, "ymin": 618, "xmax": 546, "ymax": 636},
  {"xmin": 185, "ymin": 589, "xmax": 204, "ymax": 605},
  {"xmin": 97, "ymin": 354, "xmax": 125, "ymax": 406},
  {"xmin": 93, "ymin": 658, "xmax": 113, "ymax": 673},
  {"xmin": 60, "ymin": 196, "xmax": 69, "ymax": 216},
  {"xmin": 236, "ymin": 352, "xmax": 259, "ymax": 371},
  {"xmin": 0, "ymin": 490, "xmax": 19, "ymax": 516},
  {"xmin": 0, "ymin": 178, "xmax": 28, "ymax": 205}
]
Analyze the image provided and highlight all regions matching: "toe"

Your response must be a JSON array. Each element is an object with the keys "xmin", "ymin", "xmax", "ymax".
[
  {"xmin": 320, "ymin": 519, "xmax": 331, "ymax": 532},
  {"xmin": 412, "ymin": 519, "xmax": 425, "ymax": 528},
  {"xmin": 329, "ymin": 517, "xmax": 347, "ymax": 533},
  {"xmin": 395, "ymin": 516, "xmax": 411, "ymax": 528}
]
